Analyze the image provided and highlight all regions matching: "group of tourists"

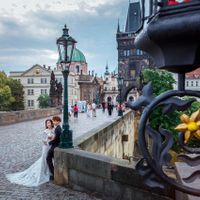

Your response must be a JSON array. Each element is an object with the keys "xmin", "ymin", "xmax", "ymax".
[{"xmin": 68, "ymin": 100, "xmax": 126, "ymax": 119}]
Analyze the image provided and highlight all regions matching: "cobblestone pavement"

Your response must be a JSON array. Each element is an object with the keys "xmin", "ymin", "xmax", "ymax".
[{"xmin": 0, "ymin": 109, "xmax": 119, "ymax": 200}]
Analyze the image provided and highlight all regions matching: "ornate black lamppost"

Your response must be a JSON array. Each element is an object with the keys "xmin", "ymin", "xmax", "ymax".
[
  {"xmin": 117, "ymin": 75, "xmax": 124, "ymax": 116},
  {"xmin": 57, "ymin": 25, "xmax": 77, "ymax": 148},
  {"xmin": 128, "ymin": 0, "xmax": 200, "ymax": 197}
]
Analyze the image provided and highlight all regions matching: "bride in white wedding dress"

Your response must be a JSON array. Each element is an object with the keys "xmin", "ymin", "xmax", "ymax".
[{"xmin": 6, "ymin": 119, "xmax": 55, "ymax": 187}]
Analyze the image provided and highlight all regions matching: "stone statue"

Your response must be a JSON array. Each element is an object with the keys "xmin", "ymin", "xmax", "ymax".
[
  {"xmin": 49, "ymin": 71, "xmax": 63, "ymax": 107},
  {"xmin": 56, "ymin": 81, "xmax": 63, "ymax": 106}
]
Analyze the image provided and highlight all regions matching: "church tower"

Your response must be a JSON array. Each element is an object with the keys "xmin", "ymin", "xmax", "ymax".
[{"xmin": 116, "ymin": 1, "xmax": 149, "ymax": 100}]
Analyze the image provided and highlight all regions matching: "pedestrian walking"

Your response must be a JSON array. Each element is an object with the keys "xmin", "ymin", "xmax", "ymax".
[
  {"xmin": 73, "ymin": 104, "xmax": 78, "ymax": 118},
  {"xmin": 87, "ymin": 102, "xmax": 92, "ymax": 117},
  {"xmin": 92, "ymin": 102, "xmax": 96, "ymax": 117},
  {"xmin": 102, "ymin": 101, "xmax": 106, "ymax": 112},
  {"xmin": 107, "ymin": 101, "xmax": 112, "ymax": 116}
]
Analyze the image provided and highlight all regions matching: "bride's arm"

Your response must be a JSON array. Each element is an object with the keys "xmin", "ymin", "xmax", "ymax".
[{"xmin": 49, "ymin": 133, "xmax": 55, "ymax": 141}]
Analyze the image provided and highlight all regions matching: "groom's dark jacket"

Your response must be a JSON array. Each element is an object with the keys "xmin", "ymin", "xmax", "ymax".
[{"xmin": 49, "ymin": 125, "xmax": 62, "ymax": 147}]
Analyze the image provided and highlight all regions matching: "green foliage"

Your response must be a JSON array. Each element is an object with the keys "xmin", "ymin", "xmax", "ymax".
[
  {"xmin": 143, "ymin": 68, "xmax": 175, "ymax": 96},
  {"xmin": 142, "ymin": 68, "xmax": 200, "ymax": 152},
  {"xmin": 37, "ymin": 94, "xmax": 49, "ymax": 108},
  {"xmin": 0, "ymin": 71, "xmax": 24, "ymax": 111},
  {"xmin": 0, "ymin": 85, "xmax": 13, "ymax": 110},
  {"xmin": 7, "ymin": 79, "xmax": 24, "ymax": 110}
]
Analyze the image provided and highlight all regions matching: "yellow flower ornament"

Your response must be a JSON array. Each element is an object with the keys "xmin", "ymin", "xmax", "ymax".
[{"xmin": 175, "ymin": 109, "xmax": 200, "ymax": 144}]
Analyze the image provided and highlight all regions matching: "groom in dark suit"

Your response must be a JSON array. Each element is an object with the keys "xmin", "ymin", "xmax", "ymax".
[{"xmin": 47, "ymin": 116, "xmax": 62, "ymax": 179}]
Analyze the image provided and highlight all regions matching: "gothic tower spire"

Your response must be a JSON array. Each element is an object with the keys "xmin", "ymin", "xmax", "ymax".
[
  {"xmin": 125, "ymin": 1, "xmax": 141, "ymax": 32},
  {"xmin": 117, "ymin": 18, "xmax": 120, "ymax": 33}
]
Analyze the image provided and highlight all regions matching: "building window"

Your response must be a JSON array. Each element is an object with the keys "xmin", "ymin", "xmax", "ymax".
[
  {"xmin": 27, "ymin": 78, "xmax": 34, "ymax": 84},
  {"xmin": 186, "ymin": 81, "xmax": 189, "ymax": 87},
  {"xmin": 130, "ymin": 70, "xmax": 136, "ymax": 78},
  {"xmin": 28, "ymin": 89, "xmax": 34, "ymax": 95},
  {"xmin": 41, "ymin": 89, "xmax": 47, "ymax": 94},
  {"xmin": 196, "ymin": 81, "xmax": 199, "ymax": 87},
  {"xmin": 41, "ymin": 78, "xmax": 47, "ymax": 84},
  {"xmin": 131, "ymin": 49, "xmax": 135, "ymax": 55},
  {"xmin": 76, "ymin": 65, "xmax": 80, "ymax": 73},
  {"xmin": 191, "ymin": 81, "xmax": 193, "ymax": 86},
  {"xmin": 28, "ymin": 100, "xmax": 34, "ymax": 107}
]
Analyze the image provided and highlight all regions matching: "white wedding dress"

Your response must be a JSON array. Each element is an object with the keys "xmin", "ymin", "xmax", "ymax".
[{"xmin": 6, "ymin": 128, "xmax": 54, "ymax": 187}]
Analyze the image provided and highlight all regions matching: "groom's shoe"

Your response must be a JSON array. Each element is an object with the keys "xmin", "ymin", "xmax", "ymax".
[{"xmin": 50, "ymin": 176, "xmax": 54, "ymax": 181}]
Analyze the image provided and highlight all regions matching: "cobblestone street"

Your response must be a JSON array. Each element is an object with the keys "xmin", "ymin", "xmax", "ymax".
[{"xmin": 0, "ymin": 109, "xmax": 119, "ymax": 200}]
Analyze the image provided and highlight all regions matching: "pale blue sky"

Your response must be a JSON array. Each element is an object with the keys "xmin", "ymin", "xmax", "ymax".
[{"xmin": 0, "ymin": 0, "xmax": 131, "ymax": 76}]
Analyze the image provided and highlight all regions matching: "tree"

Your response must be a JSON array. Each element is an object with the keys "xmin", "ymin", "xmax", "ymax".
[
  {"xmin": 142, "ymin": 69, "xmax": 181, "ymax": 151},
  {"xmin": 0, "ymin": 85, "xmax": 14, "ymax": 111},
  {"xmin": 142, "ymin": 68, "xmax": 175, "ymax": 96},
  {"xmin": 142, "ymin": 68, "xmax": 200, "ymax": 151},
  {"xmin": 7, "ymin": 79, "xmax": 24, "ymax": 110},
  {"xmin": 37, "ymin": 94, "xmax": 50, "ymax": 108},
  {"xmin": 0, "ymin": 71, "xmax": 24, "ymax": 111}
]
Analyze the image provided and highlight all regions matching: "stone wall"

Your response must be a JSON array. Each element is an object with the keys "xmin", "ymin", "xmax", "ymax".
[
  {"xmin": 54, "ymin": 110, "xmax": 174, "ymax": 199},
  {"xmin": 54, "ymin": 148, "xmax": 175, "ymax": 200},
  {"xmin": 75, "ymin": 110, "xmax": 135, "ymax": 160},
  {"xmin": 0, "ymin": 107, "xmax": 61, "ymax": 125}
]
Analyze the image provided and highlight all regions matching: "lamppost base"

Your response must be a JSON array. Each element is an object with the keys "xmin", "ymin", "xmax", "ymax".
[
  {"xmin": 118, "ymin": 110, "xmax": 123, "ymax": 116},
  {"xmin": 59, "ymin": 128, "xmax": 73, "ymax": 149}
]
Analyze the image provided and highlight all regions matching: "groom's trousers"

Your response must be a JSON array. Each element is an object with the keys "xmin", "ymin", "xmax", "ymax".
[{"xmin": 47, "ymin": 146, "xmax": 55, "ymax": 175}]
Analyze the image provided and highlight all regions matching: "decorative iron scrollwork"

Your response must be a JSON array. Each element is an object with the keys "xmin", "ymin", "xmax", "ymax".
[{"xmin": 129, "ymin": 85, "xmax": 200, "ymax": 196}]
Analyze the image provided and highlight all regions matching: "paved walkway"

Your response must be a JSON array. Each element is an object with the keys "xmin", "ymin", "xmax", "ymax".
[{"xmin": 0, "ymin": 109, "xmax": 119, "ymax": 200}]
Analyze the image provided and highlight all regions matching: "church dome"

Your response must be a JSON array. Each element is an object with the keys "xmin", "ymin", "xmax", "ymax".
[
  {"xmin": 72, "ymin": 48, "xmax": 86, "ymax": 63},
  {"xmin": 57, "ymin": 47, "xmax": 86, "ymax": 64}
]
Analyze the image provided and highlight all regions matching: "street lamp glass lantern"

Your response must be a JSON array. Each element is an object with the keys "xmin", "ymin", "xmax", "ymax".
[
  {"xmin": 118, "ymin": 76, "xmax": 124, "ymax": 88},
  {"xmin": 56, "ymin": 25, "xmax": 77, "ymax": 69}
]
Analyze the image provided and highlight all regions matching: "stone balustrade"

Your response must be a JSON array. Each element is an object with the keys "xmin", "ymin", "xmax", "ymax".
[
  {"xmin": 54, "ymin": 110, "xmax": 175, "ymax": 199},
  {"xmin": 0, "ymin": 107, "xmax": 62, "ymax": 125}
]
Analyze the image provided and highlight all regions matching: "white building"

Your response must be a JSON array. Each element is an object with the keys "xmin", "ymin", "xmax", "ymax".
[
  {"xmin": 173, "ymin": 68, "xmax": 200, "ymax": 91},
  {"xmin": 103, "ymin": 65, "xmax": 119, "ymax": 105},
  {"xmin": 10, "ymin": 64, "xmax": 80, "ymax": 110}
]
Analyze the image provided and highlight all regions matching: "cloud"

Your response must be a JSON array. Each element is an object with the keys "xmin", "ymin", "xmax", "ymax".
[
  {"xmin": 0, "ymin": 48, "xmax": 57, "ymax": 73},
  {"xmin": 0, "ymin": 0, "xmax": 128, "ymax": 75}
]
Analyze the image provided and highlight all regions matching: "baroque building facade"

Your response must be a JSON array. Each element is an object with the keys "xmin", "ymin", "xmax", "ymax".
[
  {"xmin": 78, "ymin": 70, "xmax": 104, "ymax": 104},
  {"xmin": 173, "ymin": 68, "xmax": 200, "ymax": 91},
  {"xmin": 103, "ymin": 64, "xmax": 119, "ymax": 105},
  {"xmin": 10, "ymin": 64, "xmax": 80, "ymax": 109},
  {"xmin": 116, "ymin": 1, "xmax": 150, "ymax": 100},
  {"xmin": 9, "ymin": 45, "xmax": 105, "ymax": 109}
]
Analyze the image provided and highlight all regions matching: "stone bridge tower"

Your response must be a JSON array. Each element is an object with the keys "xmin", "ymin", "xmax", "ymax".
[{"xmin": 116, "ymin": 1, "xmax": 150, "ymax": 101}]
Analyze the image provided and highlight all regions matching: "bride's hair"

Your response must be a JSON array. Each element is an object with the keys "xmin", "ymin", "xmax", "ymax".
[{"xmin": 45, "ymin": 119, "xmax": 54, "ymax": 129}]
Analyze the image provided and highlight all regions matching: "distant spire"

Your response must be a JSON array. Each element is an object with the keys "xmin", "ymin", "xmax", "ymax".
[
  {"xmin": 105, "ymin": 61, "xmax": 110, "ymax": 75},
  {"xmin": 106, "ymin": 61, "xmax": 108, "ymax": 71},
  {"xmin": 117, "ymin": 18, "xmax": 120, "ymax": 33}
]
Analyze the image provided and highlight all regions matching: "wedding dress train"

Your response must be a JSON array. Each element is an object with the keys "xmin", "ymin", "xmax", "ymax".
[{"xmin": 6, "ymin": 129, "xmax": 53, "ymax": 187}]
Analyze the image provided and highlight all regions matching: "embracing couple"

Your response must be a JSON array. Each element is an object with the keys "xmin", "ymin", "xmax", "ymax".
[{"xmin": 6, "ymin": 116, "xmax": 62, "ymax": 187}]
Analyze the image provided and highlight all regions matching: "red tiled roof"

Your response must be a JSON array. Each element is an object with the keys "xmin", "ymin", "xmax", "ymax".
[{"xmin": 186, "ymin": 68, "xmax": 200, "ymax": 79}]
